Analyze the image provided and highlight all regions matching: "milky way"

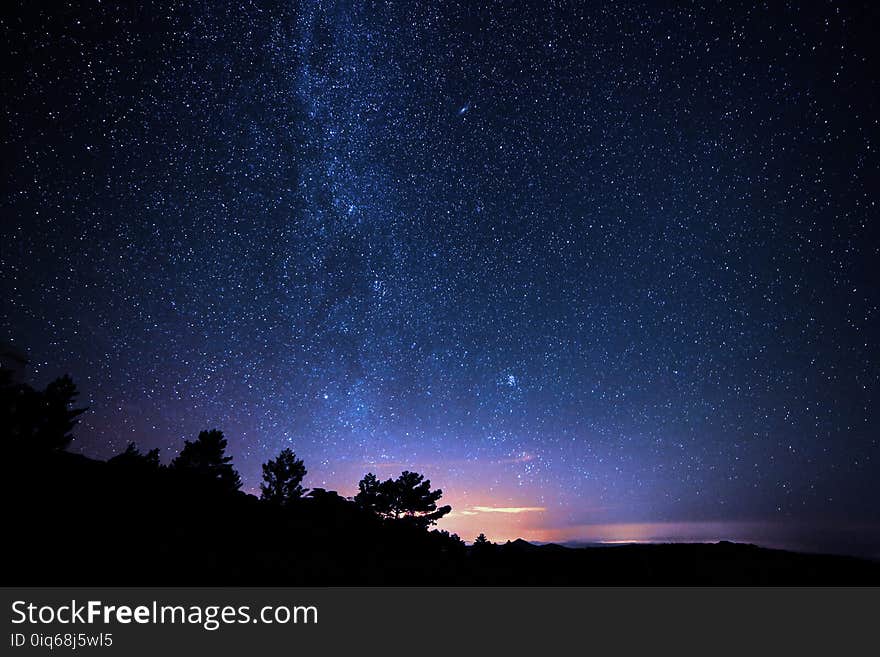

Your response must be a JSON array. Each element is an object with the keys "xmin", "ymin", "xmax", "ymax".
[{"xmin": 2, "ymin": 1, "xmax": 878, "ymax": 553}]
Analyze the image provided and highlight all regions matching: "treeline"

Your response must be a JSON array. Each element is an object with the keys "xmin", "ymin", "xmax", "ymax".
[
  {"xmin": 1, "ymin": 367, "xmax": 463, "ymax": 545},
  {"xmin": 111, "ymin": 431, "xmax": 455, "ymax": 533},
  {"xmin": 5, "ymin": 366, "xmax": 880, "ymax": 585}
]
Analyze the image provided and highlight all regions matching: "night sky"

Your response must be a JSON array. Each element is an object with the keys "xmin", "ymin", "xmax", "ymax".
[{"xmin": 2, "ymin": 1, "xmax": 878, "ymax": 555}]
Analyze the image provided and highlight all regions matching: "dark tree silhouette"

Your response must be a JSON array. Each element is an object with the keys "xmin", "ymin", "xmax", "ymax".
[
  {"xmin": 433, "ymin": 529, "xmax": 466, "ymax": 554},
  {"xmin": 355, "ymin": 470, "xmax": 451, "ymax": 529},
  {"xmin": 393, "ymin": 470, "xmax": 451, "ymax": 528},
  {"xmin": 260, "ymin": 448, "xmax": 307, "ymax": 505},
  {"xmin": 472, "ymin": 532, "xmax": 495, "ymax": 557},
  {"xmin": 354, "ymin": 472, "xmax": 393, "ymax": 517},
  {"xmin": 108, "ymin": 442, "xmax": 161, "ymax": 469},
  {"xmin": 170, "ymin": 429, "xmax": 242, "ymax": 492},
  {"xmin": 1, "ymin": 368, "xmax": 85, "ymax": 451}
]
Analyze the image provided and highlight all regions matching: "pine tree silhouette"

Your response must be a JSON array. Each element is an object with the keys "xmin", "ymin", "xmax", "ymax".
[
  {"xmin": 354, "ymin": 472, "xmax": 393, "ymax": 517},
  {"xmin": 355, "ymin": 470, "xmax": 451, "ymax": 529},
  {"xmin": 108, "ymin": 441, "xmax": 161, "ymax": 469},
  {"xmin": 260, "ymin": 448, "xmax": 308, "ymax": 505},
  {"xmin": 1, "ymin": 368, "xmax": 85, "ymax": 451},
  {"xmin": 170, "ymin": 429, "xmax": 241, "ymax": 493}
]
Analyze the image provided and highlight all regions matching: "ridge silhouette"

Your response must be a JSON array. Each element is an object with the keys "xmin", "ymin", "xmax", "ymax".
[{"xmin": 2, "ymin": 366, "xmax": 879, "ymax": 585}]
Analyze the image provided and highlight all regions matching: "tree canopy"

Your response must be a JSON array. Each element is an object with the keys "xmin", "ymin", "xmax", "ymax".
[
  {"xmin": 170, "ymin": 429, "xmax": 242, "ymax": 493},
  {"xmin": 1, "ymin": 368, "xmax": 86, "ymax": 451},
  {"xmin": 108, "ymin": 441, "xmax": 161, "ymax": 469},
  {"xmin": 260, "ymin": 448, "xmax": 308, "ymax": 505},
  {"xmin": 355, "ymin": 470, "xmax": 451, "ymax": 529}
]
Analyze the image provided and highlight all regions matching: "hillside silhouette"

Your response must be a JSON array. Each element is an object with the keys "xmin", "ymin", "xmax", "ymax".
[{"xmin": 3, "ymin": 367, "xmax": 879, "ymax": 585}]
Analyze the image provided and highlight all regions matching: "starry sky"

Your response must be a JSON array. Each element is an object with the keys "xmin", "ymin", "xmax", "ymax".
[{"xmin": 2, "ymin": 1, "xmax": 878, "ymax": 555}]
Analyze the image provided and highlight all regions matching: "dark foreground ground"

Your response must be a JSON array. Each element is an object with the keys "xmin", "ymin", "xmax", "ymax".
[{"xmin": 4, "ymin": 451, "xmax": 879, "ymax": 585}]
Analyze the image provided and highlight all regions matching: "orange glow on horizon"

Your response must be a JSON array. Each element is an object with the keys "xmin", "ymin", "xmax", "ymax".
[
  {"xmin": 317, "ymin": 460, "xmax": 778, "ymax": 547},
  {"xmin": 438, "ymin": 515, "xmax": 784, "ymax": 546}
]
